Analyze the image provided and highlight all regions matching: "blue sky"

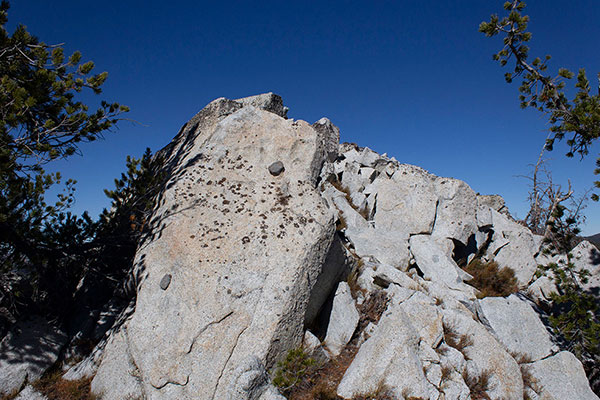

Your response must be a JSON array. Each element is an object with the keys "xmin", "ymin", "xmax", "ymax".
[{"xmin": 8, "ymin": 1, "xmax": 600, "ymax": 234}]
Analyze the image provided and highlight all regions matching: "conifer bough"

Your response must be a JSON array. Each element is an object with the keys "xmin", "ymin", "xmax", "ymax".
[{"xmin": 480, "ymin": 0, "xmax": 600, "ymax": 200}]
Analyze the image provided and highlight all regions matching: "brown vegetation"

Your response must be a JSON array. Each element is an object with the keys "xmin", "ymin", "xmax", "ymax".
[
  {"xmin": 32, "ymin": 366, "xmax": 96, "ymax": 400},
  {"xmin": 443, "ymin": 324, "xmax": 473, "ymax": 354},
  {"xmin": 288, "ymin": 291, "xmax": 390, "ymax": 400},
  {"xmin": 461, "ymin": 368, "xmax": 492, "ymax": 400},
  {"xmin": 463, "ymin": 259, "xmax": 519, "ymax": 298}
]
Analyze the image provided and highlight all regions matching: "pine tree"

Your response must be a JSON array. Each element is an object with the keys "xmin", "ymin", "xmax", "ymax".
[
  {"xmin": 479, "ymin": 0, "xmax": 600, "ymax": 200},
  {"xmin": 0, "ymin": 0, "xmax": 128, "ymax": 325}
]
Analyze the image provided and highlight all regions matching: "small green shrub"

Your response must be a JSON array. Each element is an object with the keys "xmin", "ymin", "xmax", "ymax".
[
  {"xmin": 273, "ymin": 348, "xmax": 316, "ymax": 393},
  {"xmin": 464, "ymin": 259, "xmax": 519, "ymax": 298}
]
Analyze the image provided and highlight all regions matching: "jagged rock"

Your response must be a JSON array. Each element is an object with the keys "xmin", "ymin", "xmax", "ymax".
[
  {"xmin": 487, "ymin": 209, "xmax": 539, "ymax": 286},
  {"xmin": 527, "ymin": 276, "xmax": 558, "ymax": 303},
  {"xmin": 477, "ymin": 294, "xmax": 556, "ymax": 362},
  {"xmin": 322, "ymin": 183, "xmax": 411, "ymax": 269},
  {"xmin": 63, "ymin": 93, "xmax": 596, "ymax": 399},
  {"xmin": 525, "ymin": 351, "xmax": 599, "ymax": 400},
  {"xmin": 442, "ymin": 308, "xmax": 524, "ymax": 400},
  {"xmin": 477, "ymin": 194, "xmax": 506, "ymax": 213},
  {"xmin": 0, "ymin": 317, "xmax": 67, "ymax": 396},
  {"xmin": 304, "ymin": 236, "xmax": 351, "ymax": 326},
  {"xmin": 14, "ymin": 385, "xmax": 47, "ymax": 400},
  {"xmin": 401, "ymin": 292, "xmax": 443, "ymax": 347},
  {"xmin": 235, "ymin": 92, "xmax": 288, "ymax": 119},
  {"xmin": 302, "ymin": 330, "xmax": 329, "ymax": 364},
  {"xmin": 373, "ymin": 164, "xmax": 437, "ymax": 235},
  {"xmin": 337, "ymin": 296, "xmax": 438, "ymax": 400},
  {"xmin": 311, "ymin": 118, "xmax": 340, "ymax": 163},
  {"xmin": 323, "ymin": 282, "xmax": 359, "ymax": 357},
  {"xmin": 431, "ymin": 177, "xmax": 478, "ymax": 246},
  {"xmin": 409, "ymin": 234, "xmax": 474, "ymax": 294},
  {"xmin": 91, "ymin": 95, "xmax": 336, "ymax": 399}
]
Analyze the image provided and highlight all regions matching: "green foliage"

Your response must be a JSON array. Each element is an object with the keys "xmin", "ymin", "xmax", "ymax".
[
  {"xmin": 0, "ymin": 0, "xmax": 131, "ymax": 323},
  {"xmin": 536, "ymin": 202, "xmax": 600, "ymax": 390},
  {"xmin": 480, "ymin": 1, "xmax": 600, "ymax": 200},
  {"xmin": 463, "ymin": 259, "xmax": 519, "ymax": 298},
  {"xmin": 273, "ymin": 347, "xmax": 316, "ymax": 393}
]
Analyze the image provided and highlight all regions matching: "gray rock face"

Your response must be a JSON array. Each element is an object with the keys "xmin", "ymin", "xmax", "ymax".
[
  {"xmin": 570, "ymin": 240, "xmax": 600, "ymax": 291},
  {"xmin": 336, "ymin": 298, "xmax": 436, "ymax": 400},
  {"xmin": 73, "ymin": 95, "xmax": 597, "ymax": 400},
  {"xmin": 0, "ymin": 317, "xmax": 67, "ymax": 396},
  {"xmin": 235, "ymin": 93, "xmax": 288, "ymax": 119},
  {"xmin": 477, "ymin": 294, "xmax": 556, "ymax": 362},
  {"xmin": 409, "ymin": 234, "xmax": 475, "ymax": 296},
  {"xmin": 323, "ymin": 282, "xmax": 359, "ymax": 356},
  {"xmin": 526, "ymin": 351, "xmax": 599, "ymax": 400},
  {"xmin": 92, "ymin": 95, "xmax": 336, "ymax": 399},
  {"xmin": 486, "ymin": 209, "xmax": 539, "ymax": 286},
  {"xmin": 442, "ymin": 309, "xmax": 524, "ymax": 400},
  {"xmin": 373, "ymin": 164, "xmax": 438, "ymax": 236}
]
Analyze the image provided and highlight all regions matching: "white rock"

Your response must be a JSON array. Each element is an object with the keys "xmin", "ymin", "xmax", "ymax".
[
  {"xmin": 90, "ymin": 328, "xmax": 143, "ymax": 400},
  {"xmin": 401, "ymin": 292, "xmax": 444, "ymax": 347},
  {"xmin": 337, "ymin": 299, "xmax": 437, "ymax": 399},
  {"xmin": 488, "ymin": 209, "xmax": 539, "ymax": 285},
  {"xmin": 303, "ymin": 330, "xmax": 329, "ymax": 365},
  {"xmin": 526, "ymin": 351, "xmax": 599, "ymax": 400},
  {"xmin": 373, "ymin": 164, "xmax": 438, "ymax": 235},
  {"xmin": 323, "ymin": 282, "xmax": 359, "ymax": 357},
  {"xmin": 477, "ymin": 294, "xmax": 556, "ymax": 362},
  {"xmin": 92, "ymin": 95, "xmax": 336, "ymax": 399},
  {"xmin": 431, "ymin": 177, "xmax": 478, "ymax": 246},
  {"xmin": 571, "ymin": 240, "xmax": 600, "ymax": 291},
  {"xmin": 527, "ymin": 276, "xmax": 558, "ymax": 303},
  {"xmin": 409, "ymin": 235, "xmax": 471, "ymax": 292},
  {"xmin": 442, "ymin": 308, "xmax": 524, "ymax": 400}
]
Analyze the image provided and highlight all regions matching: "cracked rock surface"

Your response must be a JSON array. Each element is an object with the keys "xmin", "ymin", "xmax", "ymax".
[{"xmin": 91, "ymin": 94, "xmax": 336, "ymax": 399}]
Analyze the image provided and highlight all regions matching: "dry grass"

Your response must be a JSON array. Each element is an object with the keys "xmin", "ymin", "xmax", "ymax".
[
  {"xmin": 287, "ymin": 342, "xmax": 359, "ymax": 400},
  {"xmin": 32, "ymin": 366, "xmax": 97, "ymax": 400},
  {"xmin": 462, "ymin": 369, "xmax": 492, "ymax": 400},
  {"xmin": 353, "ymin": 384, "xmax": 397, "ymax": 399},
  {"xmin": 357, "ymin": 291, "xmax": 389, "ymax": 330},
  {"xmin": 443, "ymin": 324, "xmax": 473, "ymax": 355},
  {"xmin": 509, "ymin": 351, "xmax": 533, "ymax": 365},
  {"xmin": 520, "ymin": 365, "xmax": 541, "ymax": 397},
  {"xmin": 440, "ymin": 365, "xmax": 453, "ymax": 383},
  {"xmin": 336, "ymin": 215, "xmax": 348, "ymax": 231},
  {"xmin": 463, "ymin": 259, "xmax": 519, "ymax": 298},
  {"xmin": 289, "ymin": 292, "xmax": 390, "ymax": 400}
]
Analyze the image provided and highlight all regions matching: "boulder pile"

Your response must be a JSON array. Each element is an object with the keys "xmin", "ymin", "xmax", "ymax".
[{"xmin": 1, "ymin": 93, "xmax": 599, "ymax": 400}]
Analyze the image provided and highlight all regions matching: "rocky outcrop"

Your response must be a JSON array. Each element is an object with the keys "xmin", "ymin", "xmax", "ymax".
[
  {"xmin": 477, "ymin": 294, "xmax": 557, "ymax": 362},
  {"xmin": 525, "ymin": 351, "xmax": 599, "ymax": 400},
  {"xmin": 5, "ymin": 93, "xmax": 597, "ymax": 400},
  {"xmin": 91, "ymin": 94, "xmax": 338, "ymax": 399}
]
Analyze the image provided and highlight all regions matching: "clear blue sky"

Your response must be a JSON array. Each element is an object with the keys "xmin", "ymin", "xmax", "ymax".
[{"xmin": 8, "ymin": 1, "xmax": 600, "ymax": 235}]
